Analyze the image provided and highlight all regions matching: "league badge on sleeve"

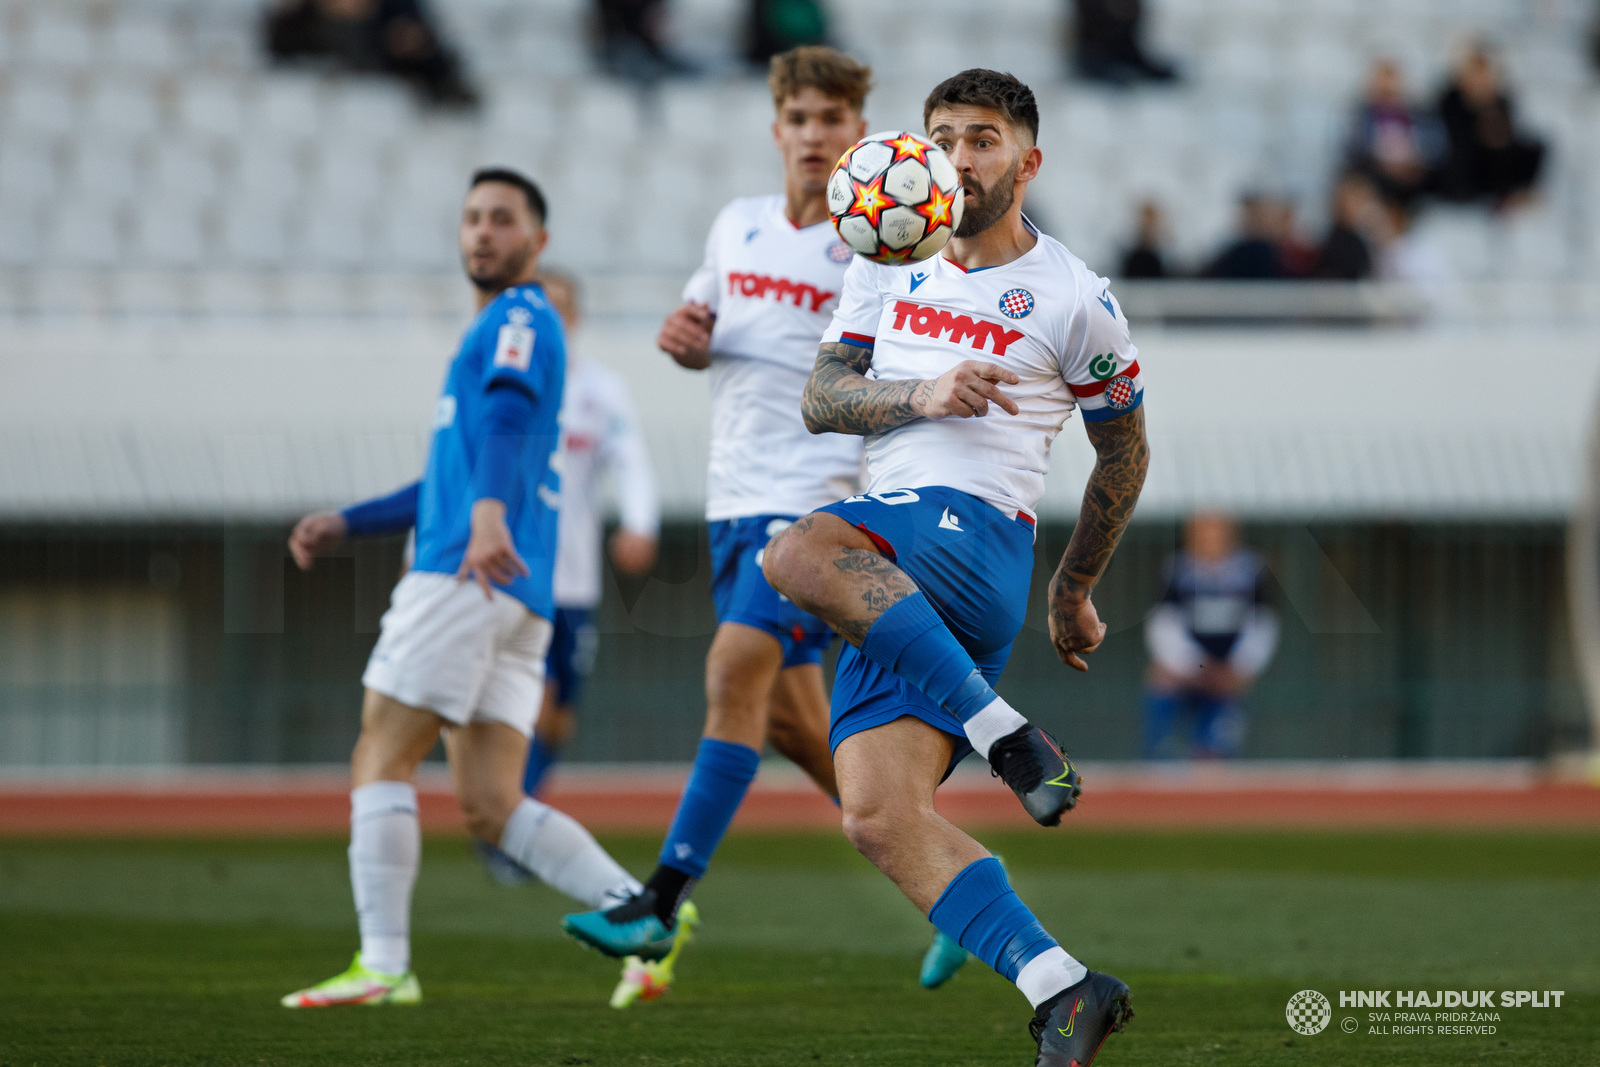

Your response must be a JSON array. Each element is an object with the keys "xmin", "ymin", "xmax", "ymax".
[
  {"xmin": 494, "ymin": 323, "xmax": 535, "ymax": 372},
  {"xmin": 999, "ymin": 288, "xmax": 1034, "ymax": 319},
  {"xmin": 1104, "ymin": 375, "xmax": 1138, "ymax": 411}
]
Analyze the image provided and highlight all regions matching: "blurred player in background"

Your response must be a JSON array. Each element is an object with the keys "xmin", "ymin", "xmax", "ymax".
[
  {"xmin": 561, "ymin": 46, "xmax": 870, "ymax": 986},
  {"xmin": 475, "ymin": 270, "xmax": 661, "ymax": 881},
  {"xmin": 280, "ymin": 169, "xmax": 646, "ymax": 1008},
  {"xmin": 763, "ymin": 70, "xmax": 1147, "ymax": 1065},
  {"xmin": 1142, "ymin": 512, "xmax": 1278, "ymax": 759}
]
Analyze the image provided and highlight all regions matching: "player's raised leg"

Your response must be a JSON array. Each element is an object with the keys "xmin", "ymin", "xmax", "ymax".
[
  {"xmin": 764, "ymin": 511, "xmax": 1083, "ymax": 826},
  {"xmin": 835, "ymin": 717, "xmax": 1131, "ymax": 1064}
]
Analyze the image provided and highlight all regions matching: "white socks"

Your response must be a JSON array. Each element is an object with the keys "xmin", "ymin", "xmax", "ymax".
[
  {"xmin": 1016, "ymin": 946, "xmax": 1090, "ymax": 1008},
  {"xmin": 349, "ymin": 781, "xmax": 420, "ymax": 976},
  {"xmin": 499, "ymin": 797, "xmax": 642, "ymax": 909},
  {"xmin": 964, "ymin": 695, "xmax": 1029, "ymax": 761}
]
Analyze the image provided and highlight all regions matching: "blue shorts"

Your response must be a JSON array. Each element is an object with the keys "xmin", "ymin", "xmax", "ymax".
[
  {"xmin": 545, "ymin": 607, "xmax": 597, "ymax": 707},
  {"xmin": 818, "ymin": 487, "xmax": 1037, "ymax": 774},
  {"xmin": 710, "ymin": 514, "xmax": 835, "ymax": 668}
]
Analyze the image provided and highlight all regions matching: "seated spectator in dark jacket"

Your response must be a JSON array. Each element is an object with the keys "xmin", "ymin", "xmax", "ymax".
[
  {"xmin": 1073, "ymin": 0, "xmax": 1176, "ymax": 86},
  {"xmin": 746, "ymin": 0, "xmax": 829, "ymax": 66},
  {"xmin": 265, "ymin": 0, "xmax": 477, "ymax": 107},
  {"xmin": 1203, "ymin": 194, "xmax": 1284, "ymax": 279},
  {"xmin": 597, "ymin": 0, "xmax": 696, "ymax": 81},
  {"xmin": 1343, "ymin": 59, "xmax": 1442, "ymax": 209},
  {"xmin": 1435, "ymin": 43, "xmax": 1545, "ymax": 207},
  {"xmin": 1120, "ymin": 199, "xmax": 1170, "ymax": 278},
  {"xmin": 1314, "ymin": 175, "xmax": 1381, "ymax": 280}
]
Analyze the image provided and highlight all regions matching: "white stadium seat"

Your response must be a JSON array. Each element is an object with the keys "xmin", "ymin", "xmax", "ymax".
[{"xmin": 132, "ymin": 199, "xmax": 207, "ymax": 267}]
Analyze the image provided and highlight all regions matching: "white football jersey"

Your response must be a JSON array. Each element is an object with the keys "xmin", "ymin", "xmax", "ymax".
[
  {"xmin": 821, "ymin": 225, "xmax": 1144, "ymax": 519},
  {"xmin": 551, "ymin": 361, "xmax": 659, "ymax": 609},
  {"xmin": 682, "ymin": 195, "xmax": 864, "ymax": 521}
]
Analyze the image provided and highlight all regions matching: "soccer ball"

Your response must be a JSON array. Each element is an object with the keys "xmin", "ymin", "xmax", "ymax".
[{"xmin": 827, "ymin": 131, "xmax": 964, "ymax": 264}]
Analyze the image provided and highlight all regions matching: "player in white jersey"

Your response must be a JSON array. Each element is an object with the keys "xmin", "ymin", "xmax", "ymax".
[
  {"xmin": 763, "ymin": 72, "xmax": 1149, "ymax": 1064},
  {"xmin": 526, "ymin": 272, "xmax": 660, "ymax": 797},
  {"xmin": 562, "ymin": 47, "xmax": 870, "ymax": 967}
]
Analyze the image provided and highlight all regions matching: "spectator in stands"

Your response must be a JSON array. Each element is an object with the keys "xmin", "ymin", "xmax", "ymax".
[
  {"xmin": 1343, "ymin": 58, "xmax": 1442, "ymax": 210},
  {"xmin": 264, "ymin": 0, "xmax": 478, "ymax": 107},
  {"xmin": 1119, "ymin": 198, "xmax": 1170, "ymax": 279},
  {"xmin": 597, "ymin": 0, "xmax": 696, "ymax": 81},
  {"xmin": 1202, "ymin": 193, "xmax": 1283, "ymax": 279},
  {"xmin": 1313, "ymin": 175, "xmax": 1381, "ymax": 281},
  {"xmin": 745, "ymin": 0, "xmax": 830, "ymax": 67},
  {"xmin": 1072, "ymin": 0, "xmax": 1177, "ymax": 86},
  {"xmin": 1435, "ymin": 42, "xmax": 1546, "ymax": 208},
  {"xmin": 1142, "ymin": 513, "xmax": 1278, "ymax": 760},
  {"xmin": 1374, "ymin": 199, "xmax": 1454, "ymax": 290},
  {"xmin": 1267, "ymin": 198, "xmax": 1318, "ymax": 279}
]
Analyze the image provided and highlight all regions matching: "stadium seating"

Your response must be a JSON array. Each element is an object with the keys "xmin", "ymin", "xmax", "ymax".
[{"xmin": 0, "ymin": 0, "xmax": 1594, "ymax": 291}]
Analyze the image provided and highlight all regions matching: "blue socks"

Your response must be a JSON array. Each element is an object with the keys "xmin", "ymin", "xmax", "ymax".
[
  {"xmin": 929, "ymin": 857, "xmax": 1056, "ymax": 981},
  {"xmin": 930, "ymin": 857, "xmax": 1087, "ymax": 1005},
  {"xmin": 658, "ymin": 737, "xmax": 761, "ymax": 878},
  {"xmin": 522, "ymin": 735, "xmax": 559, "ymax": 796},
  {"xmin": 858, "ymin": 594, "xmax": 1027, "ymax": 758}
]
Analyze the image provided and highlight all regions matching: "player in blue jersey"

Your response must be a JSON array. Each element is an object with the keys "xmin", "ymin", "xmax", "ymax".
[
  {"xmin": 763, "ymin": 71, "xmax": 1149, "ymax": 1064},
  {"xmin": 279, "ymin": 169, "xmax": 646, "ymax": 1008}
]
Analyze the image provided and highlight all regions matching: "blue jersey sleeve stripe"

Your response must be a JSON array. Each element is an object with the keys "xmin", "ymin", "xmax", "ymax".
[
  {"xmin": 1079, "ymin": 389, "xmax": 1143, "ymax": 422},
  {"xmin": 840, "ymin": 332, "xmax": 875, "ymax": 350}
]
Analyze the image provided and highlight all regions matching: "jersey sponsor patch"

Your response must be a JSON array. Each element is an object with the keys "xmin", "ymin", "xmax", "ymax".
[
  {"xmin": 494, "ymin": 323, "xmax": 535, "ymax": 371},
  {"xmin": 889, "ymin": 300, "xmax": 1026, "ymax": 356},
  {"xmin": 999, "ymin": 288, "xmax": 1034, "ymax": 319},
  {"xmin": 726, "ymin": 271, "xmax": 836, "ymax": 312}
]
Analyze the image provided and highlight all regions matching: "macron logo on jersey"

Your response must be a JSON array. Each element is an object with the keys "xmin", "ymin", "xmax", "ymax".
[
  {"xmin": 890, "ymin": 300, "xmax": 1027, "ymax": 357},
  {"xmin": 726, "ymin": 272, "xmax": 835, "ymax": 312}
]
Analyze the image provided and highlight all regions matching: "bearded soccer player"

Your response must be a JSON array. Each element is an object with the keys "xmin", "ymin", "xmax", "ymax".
[
  {"xmin": 280, "ymin": 170, "xmax": 646, "ymax": 1007},
  {"xmin": 763, "ymin": 71, "xmax": 1148, "ymax": 1065},
  {"xmin": 560, "ymin": 47, "xmax": 871, "ymax": 971}
]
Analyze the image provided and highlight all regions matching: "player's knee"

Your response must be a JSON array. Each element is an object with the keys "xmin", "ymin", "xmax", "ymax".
[
  {"xmin": 457, "ymin": 787, "xmax": 518, "ymax": 843},
  {"xmin": 840, "ymin": 801, "xmax": 896, "ymax": 862},
  {"xmin": 761, "ymin": 525, "xmax": 807, "ymax": 595}
]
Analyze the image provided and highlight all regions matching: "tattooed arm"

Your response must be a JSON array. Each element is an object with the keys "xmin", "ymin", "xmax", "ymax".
[
  {"xmin": 1047, "ymin": 406, "xmax": 1150, "ymax": 670},
  {"xmin": 801, "ymin": 342, "xmax": 1023, "ymax": 437}
]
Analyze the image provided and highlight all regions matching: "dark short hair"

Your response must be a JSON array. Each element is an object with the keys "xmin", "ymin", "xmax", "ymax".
[
  {"xmin": 469, "ymin": 167, "xmax": 547, "ymax": 224},
  {"xmin": 922, "ymin": 69, "xmax": 1039, "ymax": 144}
]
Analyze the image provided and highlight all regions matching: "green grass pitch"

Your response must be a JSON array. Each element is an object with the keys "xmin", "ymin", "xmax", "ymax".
[{"xmin": 2, "ymin": 829, "xmax": 1597, "ymax": 1066}]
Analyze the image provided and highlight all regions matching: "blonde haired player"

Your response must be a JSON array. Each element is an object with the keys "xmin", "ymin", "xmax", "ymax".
[{"xmin": 562, "ymin": 47, "xmax": 871, "ymax": 980}]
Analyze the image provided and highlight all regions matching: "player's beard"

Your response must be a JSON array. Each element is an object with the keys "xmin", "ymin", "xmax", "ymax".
[
  {"xmin": 465, "ymin": 241, "xmax": 533, "ymax": 293},
  {"xmin": 954, "ymin": 158, "xmax": 1019, "ymax": 238}
]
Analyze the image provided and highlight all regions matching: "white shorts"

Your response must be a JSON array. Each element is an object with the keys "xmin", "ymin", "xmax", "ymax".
[{"xmin": 362, "ymin": 571, "xmax": 553, "ymax": 737}]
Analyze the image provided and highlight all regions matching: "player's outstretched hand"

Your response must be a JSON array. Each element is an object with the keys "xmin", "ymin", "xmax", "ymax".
[
  {"xmin": 457, "ymin": 499, "xmax": 530, "ymax": 600},
  {"xmin": 657, "ymin": 302, "xmax": 714, "ymax": 369},
  {"xmin": 288, "ymin": 512, "xmax": 348, "ymax": 571},
  {"xmin": 1048, "ymin": 591, "xmax": 1107, "ymax": 672},
  {"xmin": 922, "ymin": 361, "xmax": 1021, "ymax": 419}
]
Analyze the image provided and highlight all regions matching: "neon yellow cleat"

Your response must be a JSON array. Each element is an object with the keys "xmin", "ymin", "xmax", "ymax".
[
  {"xmin": 280, "ymin": 953, "xmax": 421, "ymax": 1008},
  {"xmin": 609, "ymin": 900, "xmax": 699, "ymax": 1008}
]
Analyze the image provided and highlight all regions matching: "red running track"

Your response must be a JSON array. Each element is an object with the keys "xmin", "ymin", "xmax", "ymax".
[{"xmin": 2, "ymin": 763, "xmax": 1597, "ymax": 836}]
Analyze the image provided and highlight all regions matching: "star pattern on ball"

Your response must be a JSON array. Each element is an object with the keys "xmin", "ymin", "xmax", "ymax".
[
  {"xmin": 885, "ymin": 133, "xmax": 930, "ymax": 164},
  {"xmin": 848, "ymin": 175, "xmax": 893, "ymax": 228},
  {"xmin": 873, "ymin": 244, "xmax": 918, "ymax": 265},
  {"xmin": 915, "ymin": 182, "xmax": 956, "ymax": 231}
]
